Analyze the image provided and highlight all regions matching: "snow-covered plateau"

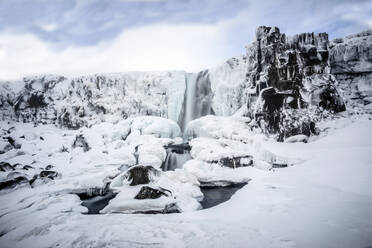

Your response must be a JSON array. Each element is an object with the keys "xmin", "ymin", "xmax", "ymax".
[{"xmin": 0, "ymin": 26, "xmax": 372, "ymax": 248}]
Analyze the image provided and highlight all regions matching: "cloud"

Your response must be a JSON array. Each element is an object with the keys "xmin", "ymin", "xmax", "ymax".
[
  {"xmin": 0, "ymin": 22, "xmax": 237, "ymax": 80},
  {"xmin": 0, "ymin": 0, "xmax": 371, "ymax": 80},
  {"xmin": 38, "ymin": 23, "xmax": 59, "ymax": 32}
]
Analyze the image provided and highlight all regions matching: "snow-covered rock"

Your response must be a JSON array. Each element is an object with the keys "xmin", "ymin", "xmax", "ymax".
[
  {"xmin": 0, "ymin": 72, "xmax": 187, "ymax": 128},
  {"xmin": 183, "ymin": 159, "xmax": 251, "ymax": 186},
  {"xmin": 103, "ymin": 165, "xmax": 202, "ymax": 213},
  {"xmin": 330, "ymin": 30, "xmax": 372, "ymax": 108},
  {"xmin": 185, "ymin": 115, "xmax": 251, "ymax": 141}
]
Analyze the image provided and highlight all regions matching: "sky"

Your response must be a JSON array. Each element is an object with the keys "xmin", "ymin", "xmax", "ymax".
[{"xmin": 0, "ymin": 0, "xmax": 371, "ymax": 80}]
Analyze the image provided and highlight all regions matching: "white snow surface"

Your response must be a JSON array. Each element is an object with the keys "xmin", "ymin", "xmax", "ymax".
[{"xmin": 0, "ymin": 114, "xmax": 371, "ymax": 247}]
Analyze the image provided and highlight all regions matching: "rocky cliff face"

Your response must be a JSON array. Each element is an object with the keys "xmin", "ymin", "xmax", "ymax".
[
  {"xmin": 0, "ymin": 72, "xmax": 186, "ymax": 128},
  {"xmin": 329, "ymin": 30, "xmax": 372, "ymax": 107},
  {"xmin": 246, "ymin": 26, "xmax": 344, "ymax": 112},
  {"xmin": 242, "ymin": 26, "xmax": 345, "ymax": 140}
]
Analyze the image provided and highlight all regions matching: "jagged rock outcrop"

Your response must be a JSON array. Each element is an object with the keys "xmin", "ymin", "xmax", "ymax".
[
  {"xmin": 329, "ymin": 30, "xmax": 372, "ymax": 107},
  {"xmin": 247, "ymin": 26, "xmax": 344, "ymax": 112},
  {"xmin": 122, "ymin": 165, "xmax": 161, "ymax": 186},
  {"xmin": 134, "ymin": 186, "xmax": 170, "ymax": 200},
  {"xmin": 244, "ymin": 26, "xmax": 345, "ymax": 139},
  {"xmin": 72, "ymin": 134, "xmax": 90, "ymax": 152}
]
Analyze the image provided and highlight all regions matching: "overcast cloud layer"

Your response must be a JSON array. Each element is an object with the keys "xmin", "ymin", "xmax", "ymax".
[{"xmin": 0, "ymin": 0, "xmax": 371, "ymax": 80}]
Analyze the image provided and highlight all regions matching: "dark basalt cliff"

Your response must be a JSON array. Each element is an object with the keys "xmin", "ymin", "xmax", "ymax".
[
  {"xmin": 245, "ymin": 26, "xmax": 346, "ymax": 140},
  {"xmin": 246, "ymin": 26, "xmax": 345, "ymax": 112}
]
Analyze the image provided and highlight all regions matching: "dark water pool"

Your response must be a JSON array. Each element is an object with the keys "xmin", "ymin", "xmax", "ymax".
[
  {"xmin": 200, "ymin": 183, "xmax": 247, "ymax": 209},
  {"xmin": 79, "ymin": 191, "xmax": 117, "ymax": 214}
]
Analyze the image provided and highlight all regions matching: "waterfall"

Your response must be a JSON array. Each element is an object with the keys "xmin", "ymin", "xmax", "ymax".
[
  {"xmin": 180, "ymin": 73, "xmax": 197, "ymax": 131},
  {"xmin": 162, "ymin": 149, "xmax": 192, "ymax": 171},
  {"xmin": 178, "ymin": 70, "xmax": 214, "ymax": 132}
]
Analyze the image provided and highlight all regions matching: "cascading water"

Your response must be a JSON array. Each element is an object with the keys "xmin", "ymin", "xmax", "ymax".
[
  {"xmin": 178, "ymin": 70, "xmax": 214, "ymax": 132},
  {"xmin": 162, "ymin": 148, "xmax": 192, "ymax": 171},
  {"xmin": 179, "ymin": 73, "xmax": 197, "ymax": 131},
  {"xmin": 162, "ymin": 144, "xmax": 192, "ymax": 171}
]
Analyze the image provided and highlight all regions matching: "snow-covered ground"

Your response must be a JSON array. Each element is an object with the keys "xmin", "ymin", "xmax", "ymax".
[{"xmin": 0, "ymin": 113, "xmax": 371, "ymax": 248}]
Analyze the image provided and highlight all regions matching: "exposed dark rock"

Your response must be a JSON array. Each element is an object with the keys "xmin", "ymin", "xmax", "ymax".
[
  {"xmin": 39, "ymin": 170, "xmax": 58, "ymax": 179},
  {"xmin": 3, "ymin": 136, "xmax": 22, "ymax": 149},
  {"xmin": 45, "ymin": 164, "xmax": 54, "ymax": 170},
  {"xmin": 0, "ymin": 162, "xmax": 15, "ymax": 172},
  {"xmin": 58, "ymin": 111, "xmax": 85, "ymax": 130},
  {"xmin": 72, "ymin": 134, "xmax": 90, "ymax": 152},
  {"xmin": 6, "ymin": 171, "xmax": 28, "ymax": 181},
  {"xmin": 216, "ymin": 156, "xmax": 253, "ymax": 168},
  {"xmin": 28, "ymin": 175, "xmax": 38, "ymax": 186},
  {"xmin": 4, "ymin": 137, "xmax": 15, "ymax": 146},
  {"xmin": 59, "ymin": 145, "xmax": 69, "ymax": 153},
  {"xmin": 22, "ymin": 165, "xmax": 34, "ymax": 170},
  {"xmin": 276, "ymin": 109, "xmax": 319, "ymax": 141},
  {"xmin": 246, "ymin": 26, "xmax": 346, "ymax": 140},
  {"xmin": 164, "ymin": 143, "xmax": 191, "ymax": 154},
  {"xmin": 134, "ymin": 145, "xmax": 139, "ymax": 164},
  {"xmin": 317, "ymin": 84, "xmax": 346, "ymax": 112},
  {"xmin": 88, "ymin": 102, "xmax": 106, "ymax": 115},
  {"xmin": 30, "ymin": 176, "xmax": 53, "ymax": 187},
  {"xmin": 0, "ymin": 176, "xmax": 29, "ymax": 190},
  {"xmin": 272, "ymin": 163, "xmax": 288, "ymax": 168},
  {"xmin": 0, "ymin": 143, "xmax": 13, "ymax": 154},
  {"xmin": 124, "ymin": 165, "xmax": 161, "ymax": 186},
  {"xmin": 134, "ymin": 186, "xmax": 170, "ymax": 200},
  {"xmin": 14, "ymin": 91, "xmax": 47, "ymax": 112},
  {"xmin": 27, "ymin": 92, "xmax": 46, "ymax": 108}
]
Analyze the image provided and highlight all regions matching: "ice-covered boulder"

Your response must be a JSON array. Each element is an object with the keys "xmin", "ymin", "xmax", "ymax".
[
  {"xmin": 183, "ymin": 159, "xmax": 251, "ymax": 187},
  {"xmin": 102, "ymin": 165, "xmax": 202, "ymax": 213},
  {"xmin": 185, "ymin": 115, "xmax": 251, "ymax": 141},
  {"xmin": 189, "ymin": 137, "xmax": 252, "ymax": 162},
  {"xmin": 284, "ymin": 134, "xmax": 309, "ymax": 143},
  {"xmin": 126, "ymin": 116, "xmax": 181, "ymax": 139},
  {"xmin": 111, "ymin": 165, "xmax": 161, "ymax": 187}
]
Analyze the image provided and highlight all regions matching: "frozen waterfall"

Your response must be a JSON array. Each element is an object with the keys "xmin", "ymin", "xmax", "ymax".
[
  {"xmin": 178, "ymin": 70, "xmax": 214, "ymax": 132},
  {"xmin": 162, "ymin": 150, "xmax": 192, "ymax": 171},
  {"xmin": 162, "ymin": 144, "xmax": 192, "ymax": 171}
]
